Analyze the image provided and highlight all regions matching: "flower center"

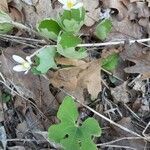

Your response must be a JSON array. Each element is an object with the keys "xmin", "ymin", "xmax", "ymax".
[
  {"xmin": 22, "ymin": 62, "xmax": 30, "ymax": 69},
  {"xmin": 67, "ymin": 1, "xmax": 74, "ymax": 9}
]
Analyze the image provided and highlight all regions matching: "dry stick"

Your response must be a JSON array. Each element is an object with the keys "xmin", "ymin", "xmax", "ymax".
[
  {"xmin": 97, "ymin": 137, "xmax": 145, "ymax": 146},
  {"xmin": 0, "ymin": 33, "xmax": 46, "ymax": 44},
  {"xmin": 11, "ymin": 21, "xmax": 52, "ymax": 44},
  {"xmin": 100, "ymin": 144, "xmax": 136, "ymax": 150},
  {"xmin": 101, "ymin": 67, "xmax": 124, "ymax": 82},
  {"xmin": 77, "ymin": 38, "xmax": 150, "ymax": 47},
  {"xmin": 0, "ymin": 37, "xmax": 37, "ymax": 48},
  {"xmin": 11, "ymin": 21, "xmax": 41, "ymax": 38}
]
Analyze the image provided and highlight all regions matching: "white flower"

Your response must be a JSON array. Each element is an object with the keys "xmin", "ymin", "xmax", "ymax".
[
  {"xmin": 12, "ymin": 55, "xmax": 32, "ymax": 74},
  {"xmin": 58, "ymin": 0, "xmax": 83, "ymax": 10}
]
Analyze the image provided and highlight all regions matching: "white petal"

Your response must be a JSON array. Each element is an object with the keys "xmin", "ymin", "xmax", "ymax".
[
  {"xmin": 71, "ymin": 0, "xmax": 77, "ymax": 4},
  {"xmin": 63, "ymin": 4, "xmax": 71, "ymax": 10},
  {"xmin": 12, "ymin": 55, "xmax": 26, "ymax": 63},
  {"xmin": 26, "ymin": 56, "xmax": 32, "ymax": 64},
  {"xmin": 13, "ymin": 65, "xmax": 27, "ymax": 72},
  {"xmin": 58, "ymin": 0, "xmax": 67, "ymax": 5},
  {"xmin": 73, "ymin": 2, "xmax": 83, "ymax": 9},
  {"xmin": 24, "ymin": 69, "xmax": 30, "ymax": 74}
]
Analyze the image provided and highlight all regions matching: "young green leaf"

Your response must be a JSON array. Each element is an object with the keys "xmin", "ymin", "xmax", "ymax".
[
  {"xmin": 95, "ymin": 19, "xmax": 112, "ymax": 40},
  {"xmin": 57, "ymin": 32, "xmax": 87, "ymax": 59},
  {"xmin": 102, "ymin": 52, "xmax": 119, "ymax": 71},
  {"xmin": 59, "ymin": 8, "xmax": 85, "ymax": 33},
  {"xmin": 37, "ymin": 19, "xmax": 61, "ymax": 41},
  {"xmin": 48, "ymin": 96, "xmax": 101, "ymax": 150},
  {"xmin": 35, "ymin": 46, "xmax": 57, "ymax": 74},
  {"xmin": 0, "ymin": 11, "xmax": 13, "ymax": 33}
]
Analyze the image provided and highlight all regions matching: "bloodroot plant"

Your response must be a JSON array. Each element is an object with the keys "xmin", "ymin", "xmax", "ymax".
[
  {"xmin": 0, "ymin": 1, "xmax": 114, "ymax": 149},
  {"xmin": 0, "ymin": 0, "xmax": 113, "ymax": 75},
  {"xmin": 48, "ymin": 96, "xmax": 102, "ymax": 150}
]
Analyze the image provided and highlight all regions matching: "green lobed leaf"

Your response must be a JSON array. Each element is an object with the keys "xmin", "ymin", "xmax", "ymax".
[
  {"xmin": 63, "ymin": 19, "xmax": 82, "ymax": 33},
  {"xmin": 48, "ymin": 96, "xmax": 101, "ymax": 150},
  {"xmin": 102, "ymin": 52, "xmax": 119, "ymax": 71},
  {"xmin": 57, "ymin": 96, "xmax": 79, "ymax": 123},
  {"xmin": 81, "ymin": 118, "xmax": 102, "ymax": 137},
  {"xmin": 81, "ymin": 138, "xmax": 97, "ymax": 150},
  {"xmin": 0, "ymin": 11, "xmax": 13, "ymax": 33},
  {"xmin": 59, "ymin": 8, "xmax": 85, "ymax": 33},
  {"xmin": 95, "ymin": 19, "xmax": 112, "ymax": 40},
  {"xmin": 35, "ymin": 46, "xmax": 57, "ymax": 73},
  {"xmin": 57, "ymin": 32, "xmax": 87, "ymax": 59},
  {"xmin": 59, "ymin": 32, "xmax": 81, "ymax": 48},
  {"xmin": 37, "ymin": 19, "xmax": 61, "ymax": 41}
]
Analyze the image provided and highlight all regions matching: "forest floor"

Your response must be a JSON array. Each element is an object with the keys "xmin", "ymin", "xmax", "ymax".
[{"xmin": 0, "ymin": 0, "xmax": 150, "ymax": 150}]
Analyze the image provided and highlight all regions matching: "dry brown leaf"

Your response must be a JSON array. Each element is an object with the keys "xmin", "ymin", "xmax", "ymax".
[
  {"xmin": 13, "ymin": 0, "xmax": 56, "ymax": 27},
  {"xmin": 0, "ymin": 0, "xmax": 8, "ymax": 12},
  {"xmin": 83, "ymin": 0, "xmax": 100, "ymax": 26},
  {"xmin": 111, "ymin": 82, "xmax": 129, "ymax": 103},
  {"xmin": 49, "ymin": 59, "xmax": 101, "ymax": 102},
  {"xmin": 136, "ymin": 2, "xmax": 149, "ymax": 18},
  {"xmin": 56, "ymin": 57, "xmax": 87, "ymax": 67},
  {"xmin": 121, "ymin": 43, "xmax": 150, "ymax": 79},
  {"xmin": 101, "ymin": 0, "xmax": 129, "ymax": 21},
  {"xmin": 107, "ymin": 17, "xmax": 143, "ymax": 41},
  {"xmin": 0, "ymin": 46, "xmax": 59, "ymax": 112},
  {"xmin": 9, "ymin": 5, "xmax": 24, "ymax": 23},
  {"xmin": 113, "ymin": 117, "xmax": 146, "ymax": 150},
  {"xmin": 130, "ymin": 0, "xmax": 150, "ymax": 7}
]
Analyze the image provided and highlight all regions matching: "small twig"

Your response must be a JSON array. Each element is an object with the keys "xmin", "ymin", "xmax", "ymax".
[
  {"xmin": 142, "ymin": 122, "xmax": 150, "ymax": 137},
  {"xmin": 100, "ymin": 144, "xmax": 136, "ymax": 150},
  {"xmin": 11, "ymin": 21, "xmax": 42, "ymax": 38},
  {"xmin": 101, "ymin": 67, "xmax": 124, "ymax": 82},
  {"xmin": 0, "ymin": 34, "xmax": 46, "ymax": 44},
  {"xmin": 77, "ymin": 38, "xmax": 150, "ymax": 47},
  {"xmin": 124, "ymin": 104, "xmax": 141, "ymax": 121},
  {"xmin": 97, "ymin": 136, "xmax": 145, "ymax": 146},
  {"xmin": 0, "ymin": 37, "xmax": 37, "ymax": 48}
]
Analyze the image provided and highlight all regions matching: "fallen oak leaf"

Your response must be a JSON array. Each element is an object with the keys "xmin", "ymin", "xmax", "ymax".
[
  {"xmin": 121, "ymin": 43, "xmax": 150, "ymax": 79},
  {"xmin": 48, "ymin": 59, "xmax": 101, "ymax": 102}
]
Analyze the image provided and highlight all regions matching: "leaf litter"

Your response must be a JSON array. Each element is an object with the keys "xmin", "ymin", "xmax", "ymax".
[{"xmin": 0, "ymin": 0, "xmax": 150, "ymax": 149}]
